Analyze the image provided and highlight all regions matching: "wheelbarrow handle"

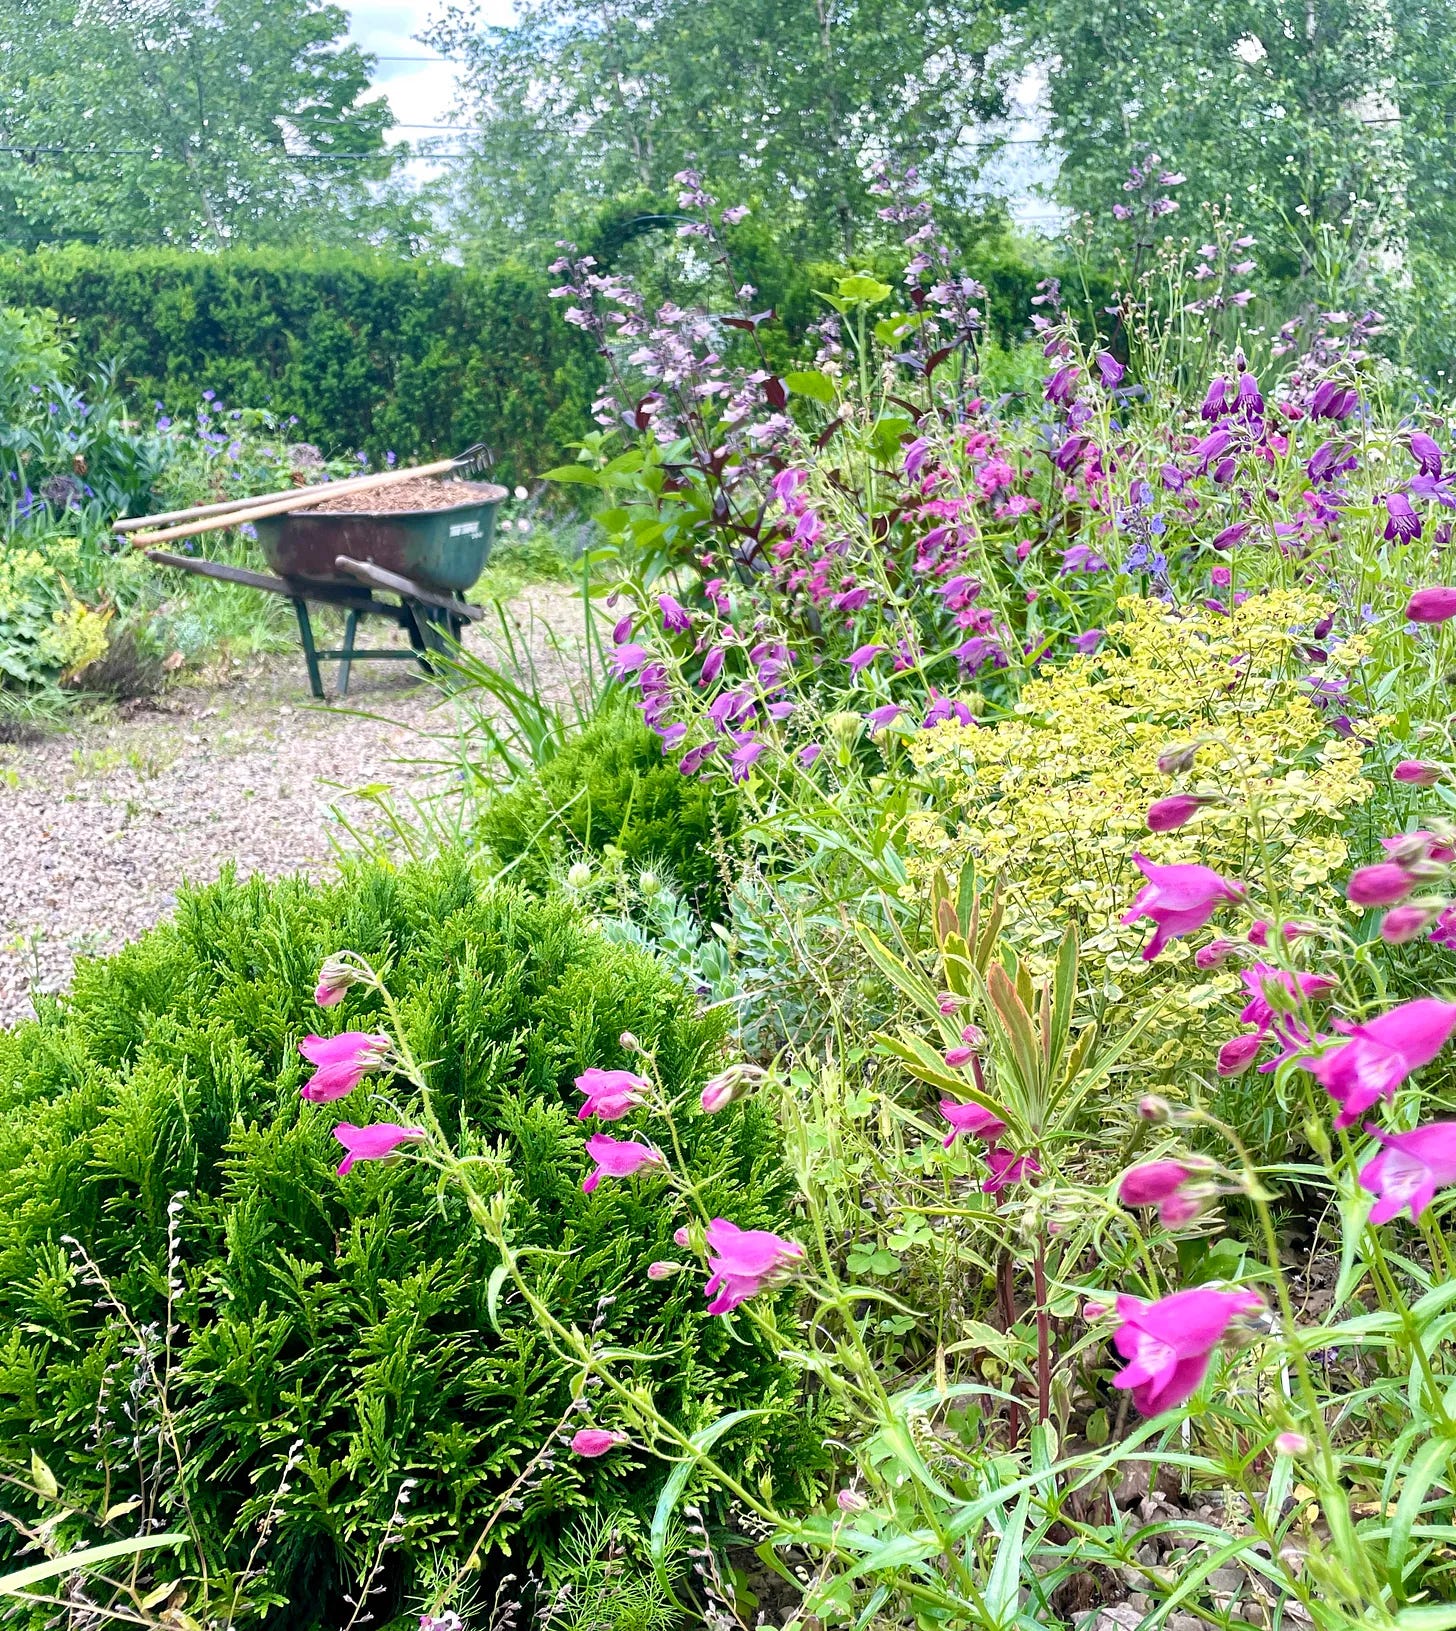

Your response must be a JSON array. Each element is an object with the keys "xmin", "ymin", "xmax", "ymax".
[{"xmin": 117, "ymin": 444, "xmax": 497, "ymax": 541}]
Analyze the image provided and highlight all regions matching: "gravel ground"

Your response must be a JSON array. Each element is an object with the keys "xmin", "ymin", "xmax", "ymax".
[{"xmin": 0, "ymin": 583, "xmax": 594, "ymax": 1028}]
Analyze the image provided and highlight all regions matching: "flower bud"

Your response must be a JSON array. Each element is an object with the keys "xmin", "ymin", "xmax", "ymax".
[
  {"xmin": 313, "ymin": 955, "xmax": 359, "ymax": 1008},
  {"xmin": 937, "ymin": 992, "xmax": 965, "ymax": 1014},
  {"xmin": 1274, "ymin": 1431, "xmax": 1308, "ymax": 1456},
  {"xmin": 699, "ymin": 1062, "xmax": 765, "ymax": 1113},
  {"xmin": 1083, "ymin": 1300, "xmax": 1108, "ymax": 1319},
  {"xmin": 1156, "ymin": 743, "xmax": 1200, "ymax": 774},
  {"xmin": 1217, "ymin": 1033, "xmax": 1264, "ymax": 1076},
  {"xmin": 1146, "ymin": 793, "xmax": 1210, "ymax": 832},
  {"xmin": 1347, "ymin": 862, "xmax": 1415, "ymax": 907},
  {"xmin": 1395, "ymin": 760, "xmax": 1442, "ymax": 787},
  {"xmin": 1138, "ymin": 1095, "xmax": 1171, "ymax": 1123},
  {"xmin": 619, "ymin": 1031, "xmax": 642, "ymax": 1053},
  {"xmin": 1381, "ymin": 904, "xmax": 1438, "ymax": 944},
  {"xmin": 673, "ymin": 1225, "xmax": 691, "ymax": 1248},
  {"xmin": 647, "ymin": 1260, "xmax": 681, "ymax": 1281},
  {"xmin": 836, "ymin": 1489, "xmax": 870, "ymax": 1513},
  {"xmin": 1194, "ymin": 938, "xmax": 1237, "ymax": 970},
  {"xmin": 637, "ymin": 870, "xmax": 662, "ymax": 898},
  {"xmin": 566, "ymin": 861, "xmax": 593, "ymax": 889}
]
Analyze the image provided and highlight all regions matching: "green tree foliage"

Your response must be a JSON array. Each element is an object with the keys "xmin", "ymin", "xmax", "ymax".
[
  {"xmin": 427, "ymin": 0, "xmax": 1021, "ymax": 262},
  {"xmin": 0, "ymin": 248, "xmax": 602, "ymax": 480},
  {"xmin": 0, "ymin": 856, "xmax": 816, "ymax": 1625},
  {"xmin": 479, "ymin": 696, "xmax": 739, "ymax": 918},
  {"xmin": 0, "ymin": 0, "xmax": 414, "ymax": 249},
  {"xmin": 1026, "ymin": 0, "xmax": 1440, "ymax": 306}
]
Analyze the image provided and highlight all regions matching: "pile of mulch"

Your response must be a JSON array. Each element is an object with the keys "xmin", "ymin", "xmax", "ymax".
[{"xmin": 294, "ymin": 477, "xmax": 506, "ymax": 514}]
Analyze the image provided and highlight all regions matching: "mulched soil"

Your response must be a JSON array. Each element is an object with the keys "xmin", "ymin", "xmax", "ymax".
[{"xmin": 295, "ymin": 477, "xmax": 507, "ymax": 514}]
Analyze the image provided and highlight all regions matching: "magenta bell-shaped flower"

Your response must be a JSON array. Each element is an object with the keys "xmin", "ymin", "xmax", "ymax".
[
  {"xmin": 332, "ymin": 1121, "xmax": 425, "ymax": 1175},
  {"xmin": 581, "ymin": 1133, "xmax": 663, "ymax": 1194},
  {"xmin": 702, "ymin": 1219, "xmax": 804, "ymax": 1314},
  {"xmin": 1110, "ymin": 1287, "xmax": 1263, "ymax": 1416},
  {"xmin": 1359, "ymin": 1120, "xmax": 1456, "ymax": 1223},
  {"xmin": 298, "ymin": 1032, "xmax": 390, "ymax": 1102},
  {"xmin": 575, "ymin": 1067, "xmax": 650, "ymax": 1121},
  {"xmin": 1301, "ymin": 998, "xmax": 1456, "ymax": 1130},
  {"xmin": 1121, "ymin": 853, "xmax": 1245, "ymax": 961}
]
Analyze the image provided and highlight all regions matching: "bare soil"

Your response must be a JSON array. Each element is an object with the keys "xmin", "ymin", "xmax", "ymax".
[{"xmin": 0, "ymin": 583, "xmax": 591, "ymax": 1029}]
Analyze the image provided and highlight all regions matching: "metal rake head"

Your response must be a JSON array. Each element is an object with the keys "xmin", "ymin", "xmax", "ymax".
[{"xmin": 453, "ymin": 442, "xmax": 496, "ymax": 476}]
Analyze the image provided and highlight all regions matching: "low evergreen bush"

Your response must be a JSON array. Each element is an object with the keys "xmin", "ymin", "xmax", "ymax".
[
  {"xmin": 479, "ymin": 699, "xmax": 739, "ymax": 918},
  {"xmin": 0, "ymin": 855, "xmax": 812, "ymax": 1626}
]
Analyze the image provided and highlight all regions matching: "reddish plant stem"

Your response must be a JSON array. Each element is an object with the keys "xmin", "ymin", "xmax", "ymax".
[{"xmin": 1033, "ymin": 1240, "xmax": 1051, "ymax": 1425}]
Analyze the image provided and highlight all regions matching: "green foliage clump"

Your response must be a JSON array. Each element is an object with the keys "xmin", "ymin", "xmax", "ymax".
[
  {"xmin": 0, "ymin": 855, "xmax": 812, "ymax": 1626},
  {"xmin": 480, "ymin": 698, "xmax": 738, "ymax": 917},
  {"xmin": 0, "ymin": 249, "xmax": 602, "ymax": 482}
]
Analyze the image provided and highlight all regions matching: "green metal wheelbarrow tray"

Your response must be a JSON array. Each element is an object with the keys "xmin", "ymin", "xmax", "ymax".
[{"xmin": 146, "ymin": 485, "xmax": 507, "ymax": 699}]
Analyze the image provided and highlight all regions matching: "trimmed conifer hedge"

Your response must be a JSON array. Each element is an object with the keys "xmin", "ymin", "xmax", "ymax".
[
  {"xmin": 0, "ymin": 248, "xmax": 602, "ymax": 483},
  {"xmin": 0, "ymin": 856, "xmax": 816, "ymax": 1626}
]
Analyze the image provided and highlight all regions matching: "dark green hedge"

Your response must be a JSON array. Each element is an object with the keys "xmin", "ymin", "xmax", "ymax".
[
  {"xmin": 0, "ymin": 855, "xmax": 817, "ymax": 1627},
  {"xmin": 0, "ymin": 247, "xmax": 602, "ymax": 484}
]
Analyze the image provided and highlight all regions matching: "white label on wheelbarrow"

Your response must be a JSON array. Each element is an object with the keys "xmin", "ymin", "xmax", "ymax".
[{"xmin": 449, "ymin": 521, "xmax": 481, "ymax": 537}]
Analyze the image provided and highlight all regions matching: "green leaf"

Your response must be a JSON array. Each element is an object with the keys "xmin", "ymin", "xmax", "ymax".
[
  {"xmin": 0, "ymin": 1535, "xmax": 187, "ymax": 1596},
  {"xmin": 784, "ymin": 369, "xmax": 837, "ymax": 404},
  {"xmin": 541, "ymin": 464, "xmax": 604, "ymax": 485},
  {"xmin": 835, "ymin": 273, "xmax": 893, "ymax": 305},
  {"xmin": 485, "ymin": 1263, "xmax": 510, "ymax": 1333},
  {"xmin": 1389, "ymin": 1437, "xmax": 1455, "ymax": 1587},
  {"xmin": 29, "ymin": 1450, "xmax": 57, "ymax": 1502},
  {"xmin": 649, "ymin": 1410, "xmax": 769, "ymax": 1575}
]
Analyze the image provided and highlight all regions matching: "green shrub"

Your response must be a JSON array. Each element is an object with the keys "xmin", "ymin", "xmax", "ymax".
[
  {"xmin": 0, "ymin": 248, "xmax": 602, "ymax": 483},
  {"xmin": 0, "ymin": 855, "xmax": 814, "ymax": 1626},
  {"xmin": 479, "ymin": 698, "xmax": 739, "ymax": 917}
]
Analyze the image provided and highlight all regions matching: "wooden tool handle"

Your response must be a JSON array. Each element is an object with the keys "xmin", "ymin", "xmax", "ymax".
[{"xmin": 127, "ymin": 457, "xmax": 459, "ymax": 548}]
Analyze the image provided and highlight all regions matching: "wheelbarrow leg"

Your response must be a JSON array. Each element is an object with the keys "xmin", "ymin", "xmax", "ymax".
[
  {"xmin": 293, "ymin": 599, "xmax": 326, "ymax": 701},
  {"xmin": 337, "ymin": 609, "xmax": 359, "ymax": 697},
  {"xmin": 403, "ymin": 600, "xmax": 435, "ymax": 674}
]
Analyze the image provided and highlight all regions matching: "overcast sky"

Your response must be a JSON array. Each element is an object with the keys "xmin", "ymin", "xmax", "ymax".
[{"xmin": 348, "ymin": 1, "xmax": 511, "ymax": 142}]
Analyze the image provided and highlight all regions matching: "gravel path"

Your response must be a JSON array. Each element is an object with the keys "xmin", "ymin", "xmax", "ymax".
[{"xmin": 1, "ymin": 583, "xmax": 595, "ymax": 1028}]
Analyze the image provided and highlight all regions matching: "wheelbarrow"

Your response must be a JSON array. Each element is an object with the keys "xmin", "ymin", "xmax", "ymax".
[{"xmin": 119, "ymin": 451, "xmax": 507, "ymax": 699}]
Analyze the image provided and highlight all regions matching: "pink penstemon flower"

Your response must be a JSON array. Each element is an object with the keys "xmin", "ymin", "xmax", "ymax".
[
  {"xmin": 1121, "ymin": 853, "xmax": 1246, "ymax": 961},
  {"xmin": 938, "ymin": 1099, "xmax": 1006, "ymax": 1147},
  {"xmin": 581, "ymin": 1133, "xmax": 663, "ymax": 1194},
  {"xmin": 332, "ymin": 1122, "xmax": 426, "ymax": 1175},
  {"xmin": 982, "ymin": 1146, "xmax": 1040, "ymax": 1194},
  {"xmin": 702, "ymin": 1219, "xmax": 804, "ymax": 1314},
  {"xmin": 1108, "ymin": 1287, "xmax": 1264, "ymax": 1415},
  {"xmin": 575, "ymin": 1067, "xmax": 651, "ymax": 1121},
  {"xmin": 1298, "ymin": 997, "xmax": 1456, "ymax": 1130},
  {"xmin": 298, "ymin": 1031, "xmax": 391, "ymax": 1103},
  {"xmin": 570, "ymin": 1428, "xmax": 628, "ymax": 1457},
  {"xmin": 1358, "ymin": 1121, "xmax": 1456, "ymax": 1223}
]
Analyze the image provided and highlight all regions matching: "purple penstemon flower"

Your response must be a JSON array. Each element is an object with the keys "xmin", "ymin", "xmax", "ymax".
[
  {"xmin": 1095, "ymin": 352, "xmax": 1125, "ymax": 389},
  {"xmin": 1060, "ymin": 543, "xmax": 1109, "ymax": 574},
  {"xmin": 1384, "ymin": 492, "xmax": 1421, "ymax": 543},
  {"xmin": 1072, "ymin": 628, "xmax": 1105, "ymax": 655},
  {"xmin": 608, "ymin": 643, "xmax": 649, "ymax": 679},
  {"xmin": 659, "ymin": 594, "xmax": 692, "ymax": 633},
  {"xmin": 846, "ymin": 643, "xmax": 886, "ymax": 675},
  {"xmin": 1044, "ymin": 365, "xmax": 1079, "ymax": 406},
  {"xmin": 1412, "ymin": 432, "xmax": 1444, "ymax": 479},
  {"xmin": 729, "ymin": 734, "xmax": 765, "ymax": 782},
  {"xmin": 865, "ymin": 703, "xmax": 905, "ymax": 733}
]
